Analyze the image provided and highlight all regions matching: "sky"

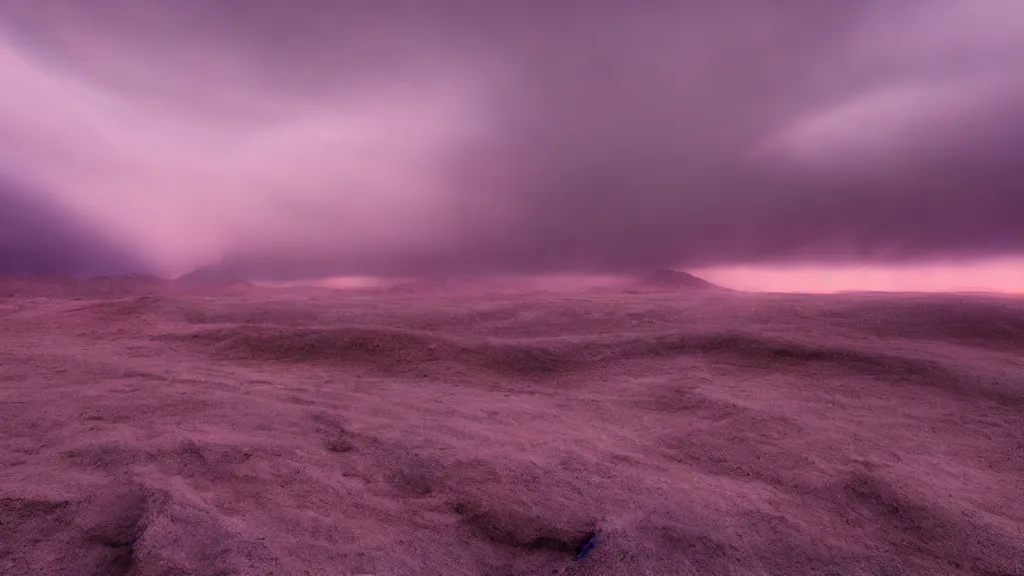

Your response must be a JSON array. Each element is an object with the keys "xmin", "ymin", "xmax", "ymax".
[{"xmin": 0, "ymin": 1, "xmax": 1022, "ymax": 291}]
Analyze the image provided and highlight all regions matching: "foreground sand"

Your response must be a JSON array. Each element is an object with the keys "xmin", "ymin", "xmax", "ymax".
[{"xmin": 1, "ymin": 280, "xmax": 1022, "ymax": 575}]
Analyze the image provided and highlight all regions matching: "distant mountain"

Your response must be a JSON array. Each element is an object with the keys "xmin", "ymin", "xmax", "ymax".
[
  {"xmin": 175, "ymin": 264, "xmax": 253, "ymax": 286},
  {"xmin": 631, "ymin": 269, "xmax": 724, "ymax": 290}
]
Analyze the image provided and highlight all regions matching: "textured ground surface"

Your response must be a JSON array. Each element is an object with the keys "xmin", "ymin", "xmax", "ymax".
[{"xmin": 1, "ymin": 278, "xmax": 1023, "ymax": 575}]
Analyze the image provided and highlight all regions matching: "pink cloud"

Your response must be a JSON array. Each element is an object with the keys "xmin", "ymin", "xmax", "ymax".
[
  {"xmin": 697, "ymin": 258, "xmax": 1024, "ymax": 294},
  {"xmin": 1, "ymin": 1, "xmax": 1022, "ymax": 283}
]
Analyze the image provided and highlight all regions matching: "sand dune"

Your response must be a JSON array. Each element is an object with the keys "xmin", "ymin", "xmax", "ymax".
[
  {"xmin": 175, "ymin": 265, "xmax": 255, "ymax": 288},
  {"xmin": 1, "ymin": 278, "xmax": 1022, "ymax": 575},
  {"xmin": 628, "ymin": 269, "xmax": 725, "ymax": 292}
]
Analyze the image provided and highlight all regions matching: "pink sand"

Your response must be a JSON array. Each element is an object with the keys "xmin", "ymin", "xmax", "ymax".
[{"xmin": 1, "ymin": 277, "xmax": 1022, "ymax": 575}]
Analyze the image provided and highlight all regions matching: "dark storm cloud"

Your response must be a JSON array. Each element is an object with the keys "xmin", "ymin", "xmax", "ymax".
[
  {"xmin": 0, "ymin": 177, "xmax": 148, "ymax": 277},
  {"xmin": 0, "ymin": 0, "xmax": 1021, "ymax": 279}
]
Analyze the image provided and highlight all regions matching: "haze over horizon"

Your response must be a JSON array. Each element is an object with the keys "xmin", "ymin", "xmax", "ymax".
[{"xmin": 1, "ymin": 1, "xmax": 1023, "ymax": 291}]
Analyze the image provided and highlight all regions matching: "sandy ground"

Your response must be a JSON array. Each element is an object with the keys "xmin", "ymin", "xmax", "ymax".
[{"xmin": 1, "ymin": 278, "xmax": 1023, "ymax": 575}]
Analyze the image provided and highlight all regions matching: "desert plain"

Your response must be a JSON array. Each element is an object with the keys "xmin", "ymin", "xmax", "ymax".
[{"xmin": 1, "ymin": 275, "xmax": 1022, "ymax": 575}]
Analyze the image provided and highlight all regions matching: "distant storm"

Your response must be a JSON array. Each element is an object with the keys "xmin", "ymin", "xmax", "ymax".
[{"xmin": 1, "ymin": 1, "xmax": 1022, "ymax": 285}]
